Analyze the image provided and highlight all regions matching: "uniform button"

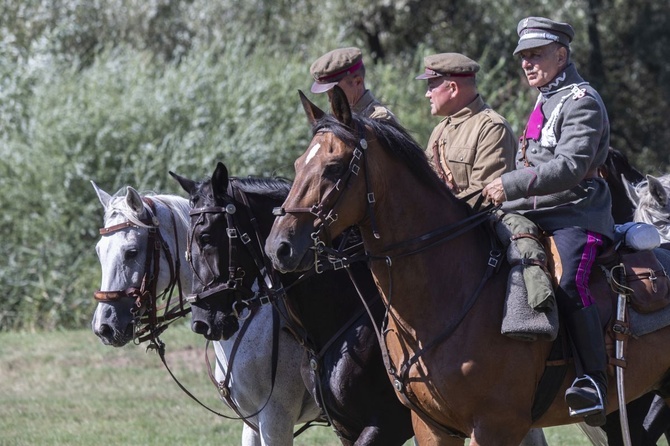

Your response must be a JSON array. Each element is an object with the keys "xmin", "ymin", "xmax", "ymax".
[{"xmin": 531, "ymin": 148, "xmax": 537, "ymax": 153}]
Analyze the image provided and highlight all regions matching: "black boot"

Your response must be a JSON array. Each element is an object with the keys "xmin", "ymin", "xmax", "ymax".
[{"xmin": 564, "ymin": 305, "xmax": 608, "ymax": 427}]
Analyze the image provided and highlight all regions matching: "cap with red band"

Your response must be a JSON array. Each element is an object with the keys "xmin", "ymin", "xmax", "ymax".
[
  {"xmin": 310, "ymin": 47, "xmax": 364, "ymax": 94},
  {"xmin": 415, "ymin": 52, "xmax": 480, "ymax": 80}
]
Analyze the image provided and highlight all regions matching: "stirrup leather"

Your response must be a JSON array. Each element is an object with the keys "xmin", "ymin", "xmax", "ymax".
[{"xmin": 566, "ymin": 375, "xmax": 605, "ymax": 417}]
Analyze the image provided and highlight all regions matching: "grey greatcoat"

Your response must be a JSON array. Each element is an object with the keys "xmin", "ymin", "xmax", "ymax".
[{"xmin": 501, "ymin": 63, "xmax": 615, "ymax": 240}]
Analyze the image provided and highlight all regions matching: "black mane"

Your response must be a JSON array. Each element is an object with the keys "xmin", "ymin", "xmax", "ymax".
[
  {"xmin": 312, "ymin": 114, "xmax": 448, "ymax": 192},
  {"xmin": 229, "ymin": 176, "xmax": 292, "ymax": 201}
]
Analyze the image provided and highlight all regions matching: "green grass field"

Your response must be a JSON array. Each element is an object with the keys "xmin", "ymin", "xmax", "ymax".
[{"xmin": 0, "ymin": 323, "xmax": 649, "ymax": 445}]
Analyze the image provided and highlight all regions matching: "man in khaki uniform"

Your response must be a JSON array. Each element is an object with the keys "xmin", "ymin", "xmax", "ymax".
[
  {"xmin": 310, "ymin": 47, "xmax": 395, "ymax": 121},
  {"xmin": 416, "ymin": 52, "xmax": 516, "ymax": 206}
]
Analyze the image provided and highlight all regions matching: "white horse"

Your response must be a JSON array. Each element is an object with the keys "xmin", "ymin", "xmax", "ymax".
[
  {"xmin": 625, "ymin": 174, "xmax": 670, "ymax": 243},
  {"xmin": 90, "ymin": 182, "xmax": 321, "ymax": 446}
]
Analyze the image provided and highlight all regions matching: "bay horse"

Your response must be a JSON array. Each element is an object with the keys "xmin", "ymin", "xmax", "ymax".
[
  {"xmin": 170, "ymin": 163, "xmax": 415, "ymax": 445},
  {"xmin": 90, "ymin": 182, "xmax": 321, "ymax": 446},
  {"xmin": 264, "ymin": 87, "xmax": 670, "ymax": 445}
]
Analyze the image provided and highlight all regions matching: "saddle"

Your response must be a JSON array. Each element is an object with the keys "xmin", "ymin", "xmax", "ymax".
[
  {"xmin": 494, "ymin": 212, "xmax": 670, "ymax": 343},
  {"xmin": 495, "ymin": 216, "xmax": 670, "ymax": 422}
]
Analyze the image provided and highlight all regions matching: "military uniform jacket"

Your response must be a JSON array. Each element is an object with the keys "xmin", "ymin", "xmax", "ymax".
[
  {"xmin": 354, "ymin": 90, "xmax": 396, "ymax": 122},
  {"xmin": 501, "ymin": 63, "xmax": 614, "ymax": 239},
  {"xmin": 426, "ymin": 95, "xmax": 516, "ymax": 202}
]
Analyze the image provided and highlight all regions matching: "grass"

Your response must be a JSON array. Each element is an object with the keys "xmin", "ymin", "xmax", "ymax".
[{"xmin": 0, "ymin": 323, "xmax": 652, "ymax": 445}]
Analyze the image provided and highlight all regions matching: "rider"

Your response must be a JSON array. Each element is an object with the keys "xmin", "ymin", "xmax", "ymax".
[
  {"xmin": 309, "ymin": 47, "xmax": 396, "ymax": 121},
  {"xmin": 416, "ymin": 52, "xmax": 516, "ymax": 207},
  {"xmin": 483, "ymin": 16, "xmax": 614, "ymax": 427}
]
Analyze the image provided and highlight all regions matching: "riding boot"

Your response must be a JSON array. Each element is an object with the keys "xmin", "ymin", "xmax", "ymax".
[{"xmin": 564, "ymin": 305, "xmax": 608, "ymax": 427}]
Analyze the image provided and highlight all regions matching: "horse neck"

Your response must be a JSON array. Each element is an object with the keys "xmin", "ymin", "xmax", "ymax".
[{"xmin": 359, "ymin": 151, "xmax": 490, "ymax": 330}]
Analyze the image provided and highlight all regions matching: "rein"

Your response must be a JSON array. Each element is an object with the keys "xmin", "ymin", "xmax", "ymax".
[
  {"xmin": 184, "ymin": 182, "xmax": 326, "ymax": 436},
  {"xmin": 276, "ymin": 119, "xmax": 504, "ymax": 438},
  {"xmin": 94, "ymin": 197, "xmax": 189, "ymax": 343}
]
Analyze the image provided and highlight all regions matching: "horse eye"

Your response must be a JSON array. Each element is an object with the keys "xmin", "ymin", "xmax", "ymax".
[
  {"xmin": 324, "ymin": 162, "xmax": 345, "ymax": 179},
  {"xmin": 198, "ymin": 233, "xmax": 212, "ymax": 246},
  {"xmin": 124, "ymin": 249, "xmax": 138, "ymax": 261}
]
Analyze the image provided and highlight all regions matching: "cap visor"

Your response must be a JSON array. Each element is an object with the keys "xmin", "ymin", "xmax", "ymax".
[
  {"xmin": 311, "ymin": 81, "xmax": 338, "ymax": 94},
  {"xmin": 513, "ymin": 39, "xmax": 552, "ymax": 55},
  {"xmin": 415, "ymin": 72, "xmax": 442, "ymax": 80}
]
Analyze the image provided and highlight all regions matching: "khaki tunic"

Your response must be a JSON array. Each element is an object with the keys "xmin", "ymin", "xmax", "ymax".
[
  {"xmin": 353, "ymin": 90, "xmax": 396, "ymax": 122},
  {"xmin": 426, "ymin": 95, "xmax": 516, "ymax": 206}
]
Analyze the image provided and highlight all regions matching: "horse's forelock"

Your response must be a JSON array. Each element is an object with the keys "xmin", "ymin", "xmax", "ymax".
[{"xmin": 104, "ymin": 191, "xmax": 190, "ymax": 230}]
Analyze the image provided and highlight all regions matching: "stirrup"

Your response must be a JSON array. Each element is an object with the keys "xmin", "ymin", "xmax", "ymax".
[{"xmin": 566, "ymin": 375, "xmax": 605, "ymax": 417}]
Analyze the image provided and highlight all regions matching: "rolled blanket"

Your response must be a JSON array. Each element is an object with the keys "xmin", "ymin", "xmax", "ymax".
[{"xmin": 502, "ymin": 265, "xmax": 559, "ymax": 342}]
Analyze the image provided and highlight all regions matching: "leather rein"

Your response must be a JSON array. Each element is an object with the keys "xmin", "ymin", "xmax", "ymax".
[
  {"xmin": 185, "ymin": 182, "xmax": 327, "ymax": 436},
  {"xmin": 93, "ymin": 197, "xmax": 189, "ymax": 344},
  {"xmin": 272, "ymin": 122, "xmax": 502, "ymax": 439}
]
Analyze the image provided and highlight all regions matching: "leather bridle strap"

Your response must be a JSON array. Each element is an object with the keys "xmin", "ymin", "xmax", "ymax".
[{"xmin": 272, "ymin": 126, "xmax": 371, "ymax": 243}]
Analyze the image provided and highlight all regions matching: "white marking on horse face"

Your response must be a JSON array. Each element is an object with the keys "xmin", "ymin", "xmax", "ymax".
[{"xmin": 305, "ymin": 143, "xmax": 321, "ymax": 165}]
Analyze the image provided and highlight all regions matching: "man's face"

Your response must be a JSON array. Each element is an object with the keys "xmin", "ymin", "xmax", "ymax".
[
  {"xmin": 327, "ymin": 75, "xmax": 360, "ymax": 106},
  {"xmin": 518, "ymin": 44, "xmax": 566, "ymax": 88},
  {"xmin": 425, "ymin": 77, "xmax": 456, "ymax": 116}
]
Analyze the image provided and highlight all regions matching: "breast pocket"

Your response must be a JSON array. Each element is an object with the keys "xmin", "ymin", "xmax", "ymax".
[{"xmin": 447, "ymin": 147, "xmax": 476, "ymax": 189}]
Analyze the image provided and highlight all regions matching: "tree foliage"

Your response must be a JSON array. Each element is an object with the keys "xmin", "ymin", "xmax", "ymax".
[{"xmin": 1, "ymin": 0, "xmax": 669, "ymax": 329}]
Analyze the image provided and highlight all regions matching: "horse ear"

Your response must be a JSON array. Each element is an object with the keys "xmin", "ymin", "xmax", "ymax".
[
  {"xmin": 91, "ymin": 181, "xmax": 111, "ymax": 210},
  {"xmin": 169, "ymin": 171, "xmax": 198, "ymax": 196},
  {"xmin": 125, "ymin": 186, "xmax": 145, "ymax": 214},
  {"xmin": 623, "ymin": 175, "xmax": 641, "ymax": 206},
  {"xmin": 647, "ymin": 175, "xmax": 669, "ymax": 207},
  {"xmin": 212, "ymin": 161, "xmax": 230, "ymax": 199},
  {"xmin": 299, "ymin": 90, "xmax": 325, "ymax": 125},
  {"xmin": 330, "ymin": 85, "xmax": 353, "ymax": 128}
]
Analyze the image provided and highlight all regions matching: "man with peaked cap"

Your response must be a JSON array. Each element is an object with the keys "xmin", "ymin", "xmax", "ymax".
[
  {"xmin": 416, "ymin": 52, "xmax": 516, "ymax": 207},
  {"xmin": 483, "ymin": 17, "xmax": 614, "ymax": 427},
  {"xmin": 310, "ymin": 47, "xmax": 395, "ymax": 121}
]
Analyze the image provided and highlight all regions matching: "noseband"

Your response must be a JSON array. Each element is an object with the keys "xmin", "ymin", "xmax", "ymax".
[{"xmin": 94, "ymin": 197, "xmax": 188, "ymax": 342}]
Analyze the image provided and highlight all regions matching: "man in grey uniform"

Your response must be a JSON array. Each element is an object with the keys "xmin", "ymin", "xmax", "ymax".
[{"xmin": 483, "ymin": 17, "xmax": 614, "ymax": 427}]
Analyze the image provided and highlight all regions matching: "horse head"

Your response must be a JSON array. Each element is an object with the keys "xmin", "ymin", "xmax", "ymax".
[
  {"xmin": 266, "ymin": 86, "xmax": 447, "ymax": 273},
  {"xmin": 631, "ymin": 174, "xmax": 670, "ymax": 243},
  {"xmin": 91, "ymin": 181, "xmax": 191, "ymax": 346},
  {"xmin": 171, "ymin": 163, "xmax": 287, "ymax": 341},
  {"xmin": 267, "ymin": 87, "xmax": 381, "ymax": 272}
]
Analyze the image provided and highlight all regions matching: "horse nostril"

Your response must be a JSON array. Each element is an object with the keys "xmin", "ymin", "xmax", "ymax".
[
  {"xmin": 276, "ymin": 241, "xmax": 292, "ymax": 261},
  {"xmin": 97, "ymin": 323, "xmax": 113, "ymax": 339},
  {"xmin": 192, "ymin": 320, "xmax": 211, "ymax": 336}
]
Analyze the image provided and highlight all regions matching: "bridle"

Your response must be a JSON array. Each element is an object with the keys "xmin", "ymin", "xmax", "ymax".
[
  {"xmin": 93, "ymin": 197, "xmax": 189, "ymax": 343},
  {"xmin": 273, "ymin": 124, "xmax": 380, "ymax": 273},
  {"xmin": 184, "ymin": 181, "xmax": 289, "ymax": 430},
  {"xmin": 186, "ymin": 181, "xmax": 286, "ymax": 313},
  {"xmin": 270, "ymin": 118, "xmax": 501, "ymax": 439}
]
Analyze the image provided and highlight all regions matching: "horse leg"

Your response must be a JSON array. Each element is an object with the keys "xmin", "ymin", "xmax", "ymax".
[
  {"xmin": 641, "ymin": 395, "xmax": 670, "ymax": 444},
  {"xmin": 411, "ymin": 416, "xmax": 465, "ymax": 446},
  {"xmin": 517, "ymin": 428, "xmax": 548, "ymax": 446},
  {"xmin": 604, "ymin": 393, "xmax": 656, "ymax": 446},
  {"xmin": 241, "ymin": 424, "xmax": 262, "ymax": 446}
]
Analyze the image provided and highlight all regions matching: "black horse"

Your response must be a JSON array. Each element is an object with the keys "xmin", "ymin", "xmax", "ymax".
[
  {"xmin": 599, "ymin": 147, "xmax": 645, "ymax": 225},
  {"xmin": 599, "ymin": 147, "xmax": 670, "ymax": 445},
  {"xmin": 171, "ymin": 162, "xmax": 414, "ymax": 445}
]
